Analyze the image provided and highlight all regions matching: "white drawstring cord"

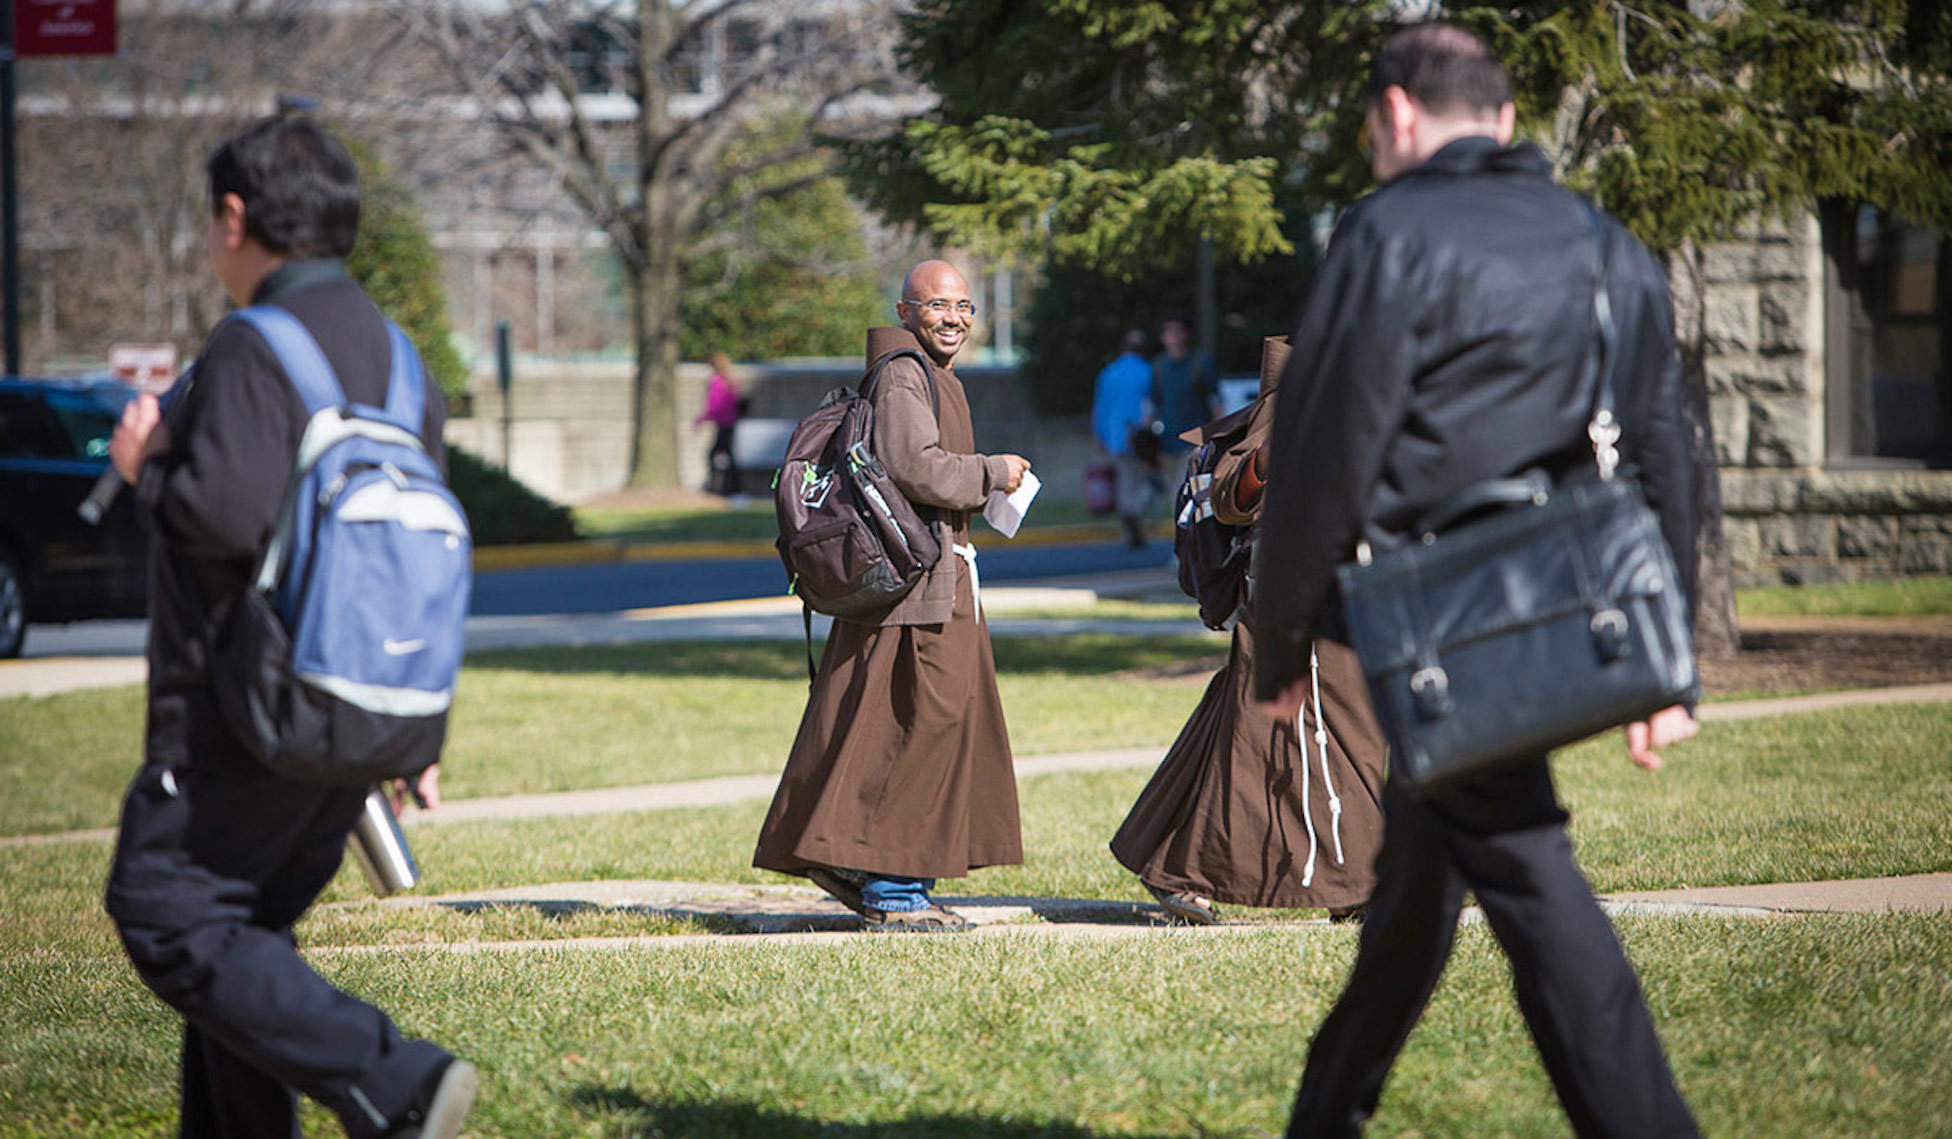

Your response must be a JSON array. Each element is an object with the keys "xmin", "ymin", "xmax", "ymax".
[
  {"xmin": 1296, "ymin": 646, "xmax": 1321, "ymax": 887},
  {"xmin": 1311, "ymin": 643, "xmax": 1345, "ymax": 866},
  {"xmin": 953, "ymin": 543, "xmax": 980, "ymax": 618}
]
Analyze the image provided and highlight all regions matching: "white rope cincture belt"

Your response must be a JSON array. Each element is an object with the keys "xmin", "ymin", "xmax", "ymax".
[
  {"xmin": 953, "ymin": 542, "xmax": 980, "ymax": 618},
  {"xmin": 1313, "ymin": 642, "xmax": 1345, "ymax": 866},
  {"xmin": 1295, "ymin": 643, "xmax": 1345, "ymax": 887}
]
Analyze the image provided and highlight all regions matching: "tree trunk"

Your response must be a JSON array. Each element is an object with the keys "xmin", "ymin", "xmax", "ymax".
[
  {"xmin": 628, "ymin": 240, "xmax": 684, "ymax": 489},
  {"xmin": 1666, "ymin": 240, "xmax": 1741, "ymax": 660},
  {"xmin": 627, "ymin": 0, "xmax": 682, "ymax": 490}
]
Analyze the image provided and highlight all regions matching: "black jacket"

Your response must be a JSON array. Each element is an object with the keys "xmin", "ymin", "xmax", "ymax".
[
  {"xmin": 1252, "ymin": 138, "xmax": 1696, "ymax": 701},
  {"xmin": 135, "ymin": 261, "xmax": 446, "ymax": 767}
]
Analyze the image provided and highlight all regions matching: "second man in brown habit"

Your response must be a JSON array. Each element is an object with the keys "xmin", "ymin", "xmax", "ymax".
[{"xmin": 1112, "ymin": 336, "xmax": 1388, "ymax": 925}]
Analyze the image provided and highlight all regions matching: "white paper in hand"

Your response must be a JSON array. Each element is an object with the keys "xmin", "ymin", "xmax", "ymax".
[{"xmin": 983, "ymin": 470, "xmax": 1041, "ymax": 539}]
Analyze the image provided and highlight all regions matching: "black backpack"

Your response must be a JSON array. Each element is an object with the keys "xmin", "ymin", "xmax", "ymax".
[
  {"xmin": 775, "ymin": 349, "xmax": 941, "ymax": 625},
  {"xmin": 1174, "ymin": 399, "xmax": 1260, "ymax": 630}
]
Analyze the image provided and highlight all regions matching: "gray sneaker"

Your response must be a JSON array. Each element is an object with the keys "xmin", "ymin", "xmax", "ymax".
[{"xmin": 386, "ymin": 1058, "xmax": 478, "ymax": 1139}]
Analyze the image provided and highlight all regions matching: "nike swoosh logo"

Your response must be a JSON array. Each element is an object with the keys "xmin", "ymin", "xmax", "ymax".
[{"xmin": 383, "ymin": 638, "xmax": 428, "ymax": 656}]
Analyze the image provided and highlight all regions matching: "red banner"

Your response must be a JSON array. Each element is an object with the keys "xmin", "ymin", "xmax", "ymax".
[{"xmin": 13, "ymin": 0, "xmax": 118, "ymax": 57}]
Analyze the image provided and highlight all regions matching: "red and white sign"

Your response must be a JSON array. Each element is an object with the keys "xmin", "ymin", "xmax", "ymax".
[
  {"xmin": 13, "ymin": 0, "xmax": 118, "ymax": 57},
  {"xmin": 109, "ymin": 342, "xmax": 178, "ymax": 395}
]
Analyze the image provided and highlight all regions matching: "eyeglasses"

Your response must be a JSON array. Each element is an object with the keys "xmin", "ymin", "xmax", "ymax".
[{"xmin": 901, "ymin": 297, "xmax": 978, "ymax": 318}]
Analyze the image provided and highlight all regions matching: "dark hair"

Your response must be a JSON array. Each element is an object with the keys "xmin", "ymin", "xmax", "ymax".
[
  {"xmin": 1361, "ymin": 23, "xmax": 1512, "ymax": 117},
  {"xmin": 1160, "ymin": 314, "xmax": 1191, "ymax": 332},
  {"xmin": 206, "ymin": 115, "xmax": 361, "ymax": 258}
]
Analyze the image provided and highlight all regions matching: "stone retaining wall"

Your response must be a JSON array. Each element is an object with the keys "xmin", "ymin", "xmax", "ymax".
[{"xmin": 1722, "ymin": 470, "xmax": 1952, "ymax": 585}]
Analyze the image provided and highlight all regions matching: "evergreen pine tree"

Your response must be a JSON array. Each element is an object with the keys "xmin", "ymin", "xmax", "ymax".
[{"xmin": 341, "ymin": 136, "xmax": 468, "ymax": 402}]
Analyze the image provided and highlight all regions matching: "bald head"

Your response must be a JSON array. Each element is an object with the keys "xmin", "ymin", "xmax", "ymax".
[{"xmin": 897, "ymin": 259, "xmax": 976, "ymax": 368}]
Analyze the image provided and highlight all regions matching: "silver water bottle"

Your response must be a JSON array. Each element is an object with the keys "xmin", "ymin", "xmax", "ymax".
[{"xmin": 349, "ymin": 788, "xmax": 420, "ymax": 896}]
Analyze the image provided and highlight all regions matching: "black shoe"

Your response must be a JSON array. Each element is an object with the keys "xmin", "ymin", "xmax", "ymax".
[{"xmin": 385, "ymin": 1059, "xmax": 478, "ymax": 1139}]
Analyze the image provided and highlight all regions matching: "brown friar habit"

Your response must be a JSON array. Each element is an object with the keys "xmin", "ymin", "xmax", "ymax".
[
  {"xmin": 1110, "ymin": 337, "xmax": 1388, "ymax": 911},
  {"xmin": 753, "ymin": 327, "xmax": 1022, "ymax": 881}
]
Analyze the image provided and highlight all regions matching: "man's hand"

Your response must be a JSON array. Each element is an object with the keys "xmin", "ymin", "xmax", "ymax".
[
  {"xmin": 389, "ymin": 764, "xmax": 442, "ymax": 813},
  {"xmin": 1624, "ymin": 705, "xmax": 1698, "ymax": 771},
  {"xmin": 1259, "ymin": 678, "xmax": 1309, "ymax": 722},
  {"xmin": 996, "ymin": 453, "xmax": 1032, "ymax": 494},
  {"xmin": 109, "ymin": 393, "xmax": 170, "ymax": 484}
]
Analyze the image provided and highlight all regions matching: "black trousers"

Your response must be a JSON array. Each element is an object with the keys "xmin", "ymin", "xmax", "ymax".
[
  {"xmin": 707, "ymin": 423, "xmax": 742, "ymax": 496},
  {"xmin": 104, "ymin": 750, "xmax": 448, "ymax": 1139},
  {"xmin": 1287, "ymin": 757, "xmax": 1698, "ymax": 1139}
]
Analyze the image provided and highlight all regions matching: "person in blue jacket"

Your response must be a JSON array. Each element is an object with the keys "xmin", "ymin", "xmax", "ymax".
[{"xmin": 1091, "ymin": 328, "xmax": 1159, "ymax": 547}]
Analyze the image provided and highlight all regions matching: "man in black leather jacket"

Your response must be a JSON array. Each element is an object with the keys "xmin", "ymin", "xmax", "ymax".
[{"xmin": 1253, "ymin": 24, "xmax": 1701, "ymax": 1139}]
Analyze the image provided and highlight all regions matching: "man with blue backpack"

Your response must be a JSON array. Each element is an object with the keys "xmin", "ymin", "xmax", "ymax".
[{"xmin": 104, "ymin": 115, "xmax": 477, "ymax": 1139}]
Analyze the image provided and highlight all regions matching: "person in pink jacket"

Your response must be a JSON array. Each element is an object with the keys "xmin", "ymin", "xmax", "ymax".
[{"xmin": 696, "ymin": 352, "xmax": 745, "ymax": 495}]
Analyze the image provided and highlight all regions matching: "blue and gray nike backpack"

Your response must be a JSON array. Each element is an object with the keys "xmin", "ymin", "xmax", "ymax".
[{"xmin": 211, "ymin": 305, "xmax": 472, "ymax": 786}]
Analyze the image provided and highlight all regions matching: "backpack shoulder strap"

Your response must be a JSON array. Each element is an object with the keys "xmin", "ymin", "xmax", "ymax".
[
  {"xmin": 380, "ymin": 321, "xmax": 428, "ymax": 434},
  {"xmin": 232, "ymin": 305, "xmax": 345, "ymax": 416},
  {"xmin": 862, "ymin": 348, "xmax": 939, "ymax": 419}
]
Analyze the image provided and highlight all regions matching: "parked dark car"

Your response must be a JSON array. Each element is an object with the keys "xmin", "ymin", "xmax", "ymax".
[{"xmin": 0, "ymin": 378, "xmax": 150, "ymax": 657}]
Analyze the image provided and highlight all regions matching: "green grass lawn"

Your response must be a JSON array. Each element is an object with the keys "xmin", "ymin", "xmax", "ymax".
[
  {"xmin": 0, "ymin": 634, "xmax": 1225, "ymax": 838},
  {"xmin": 575, "ymin": 496, "xmax": 1123, "ymax": 545},
  {"xmin": 8, "ymin": 914, "xmax": 1947, "ymax": 1138},
  {"xmin": 1736, "ymin": 574, "xmax": 1952, "ymax": 617},
  {"xmin": 4, "ymin": 632, "xmax": 1951, "ymax": 1137}
]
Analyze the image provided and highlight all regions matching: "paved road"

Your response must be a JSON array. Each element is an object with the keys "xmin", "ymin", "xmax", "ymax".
[{"xmin": 469, "ymin": 538, "xmax": 1172, "ymax": 616}]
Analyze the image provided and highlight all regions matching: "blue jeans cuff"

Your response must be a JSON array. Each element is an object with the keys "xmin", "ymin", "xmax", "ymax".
[{"xmin": 858, "ymin": 874, "xmax": 935, "ymax": 913}]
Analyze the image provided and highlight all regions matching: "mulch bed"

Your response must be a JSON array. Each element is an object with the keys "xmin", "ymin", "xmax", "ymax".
[{"xmin": 1702, "ymin": 630, "xmax": 1952, "ymax": 696}]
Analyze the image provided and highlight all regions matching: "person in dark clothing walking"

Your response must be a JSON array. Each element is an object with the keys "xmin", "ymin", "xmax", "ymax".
[
  {"xmin": 1150, "ymin": 314, "xmax": 1220, "ymax": 450},
  {"xmin": 103, "ymin": 115, "xmax": 477, "ymax": 1139},
  {"xmin": 1252, "ymin": 25, "xmax": 1701, "ymax": 1139}
]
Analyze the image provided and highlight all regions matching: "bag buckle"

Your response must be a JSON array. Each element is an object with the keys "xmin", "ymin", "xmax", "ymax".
[
  {"xmin": 1590, "ymin": 607, "xmax": 1632, "ymax": 662},
  {"xmin": 1409, "ymin": 666, "xmax": 1453, "ymax": 720}
]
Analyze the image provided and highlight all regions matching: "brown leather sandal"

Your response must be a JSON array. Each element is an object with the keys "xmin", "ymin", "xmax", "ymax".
[
  {"xmin": 805, "ymin": 867, "xmax": 871, "ymax": 919},
  {"xmin": 1146, "ymin": 882, "xmax": 1218, "ymax": 925}
]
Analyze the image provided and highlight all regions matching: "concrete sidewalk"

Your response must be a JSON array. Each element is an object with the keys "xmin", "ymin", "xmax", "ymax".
[{"xmin": 310, "ymin": 869, "xmax": 1952, "ymax": 952}]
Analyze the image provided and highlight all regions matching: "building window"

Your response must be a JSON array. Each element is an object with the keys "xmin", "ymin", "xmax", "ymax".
[{"xmin": 1823, "ymin": 201, "xmax": 1952, "ymax": 466}]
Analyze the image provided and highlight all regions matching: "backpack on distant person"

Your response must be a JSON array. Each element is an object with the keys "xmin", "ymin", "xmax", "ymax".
[
  {"xmin": 1174, "ymin": 399, "xmax": 1260, "ymax": 630},
  {"xmin": 211, "ymin": 304, "xmax": 473, "ymax": 786},
  {"xmin": 774, "ymin": 348, "xmax": 941, "ymax": 625}
]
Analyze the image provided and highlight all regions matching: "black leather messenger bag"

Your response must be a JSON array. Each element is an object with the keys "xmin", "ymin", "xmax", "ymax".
[{"xmin": 1334, "ymin": 203, "xmax": 1699, "ymax": 789}]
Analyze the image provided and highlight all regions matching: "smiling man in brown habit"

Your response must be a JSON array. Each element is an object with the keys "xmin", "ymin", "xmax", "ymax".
[{"xmin": 753, "ymin": 259, "xmax": 1032, "ymax": 932}]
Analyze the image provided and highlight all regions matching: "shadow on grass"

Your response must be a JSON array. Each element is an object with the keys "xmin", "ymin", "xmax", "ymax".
[
  {"xmin": 565, "ymin": 1089, "xmax": 1246, "ymax": 1138},
  {"xmin": 464, "ymin": 634, "xmax": 1222, "ymax": 680},
  {"xmin": 419, "ymin": 892, "xmax": 1172, "ymax": 936}
]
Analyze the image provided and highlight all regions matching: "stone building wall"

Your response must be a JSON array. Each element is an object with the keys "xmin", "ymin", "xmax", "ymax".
[{"xmin": 1702, "ymin": 217, "xmax": 1952, "ymax": 585}]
